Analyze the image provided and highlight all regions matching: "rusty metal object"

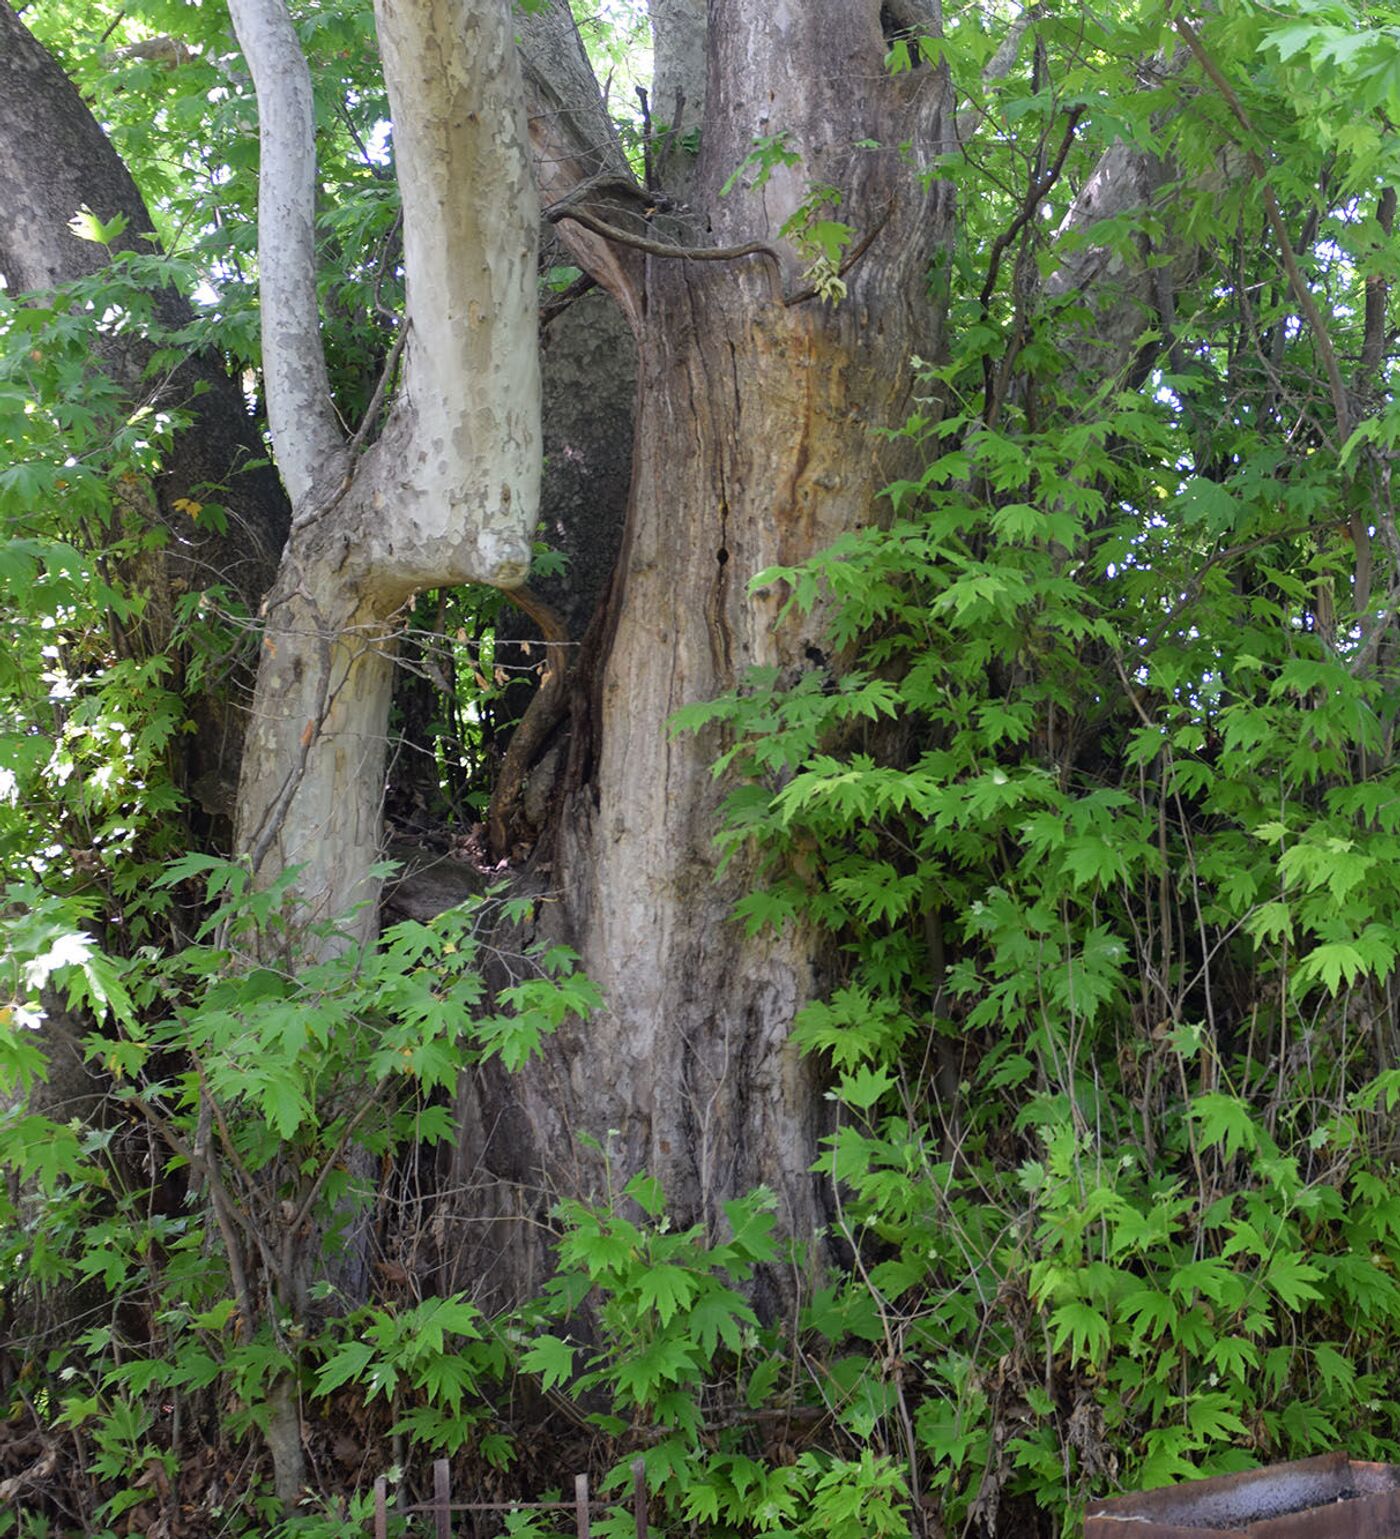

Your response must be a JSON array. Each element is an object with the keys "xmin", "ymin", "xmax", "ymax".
[{"xmin": 1085, "ymin": 1453, "xmax": 1400, "ymax": 1537}]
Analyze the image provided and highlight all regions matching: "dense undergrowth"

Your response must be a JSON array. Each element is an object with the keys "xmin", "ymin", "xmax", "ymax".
[{"xmin": 5, "ymin": 0, "xmax": 1400, "ymax": 1535}]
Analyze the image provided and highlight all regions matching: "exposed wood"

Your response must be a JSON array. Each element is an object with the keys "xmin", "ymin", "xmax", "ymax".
[
  {"xmin": 575, "ymin": 1474, "xmax": 591, "ymax": 1539},
  {"xmin": 434, "ymin": 1459, "xmax": 451, "ymax": 1539}
]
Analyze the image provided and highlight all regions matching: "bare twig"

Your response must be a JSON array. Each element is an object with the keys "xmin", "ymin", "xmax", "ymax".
[
  {"xmin": 785, "ymin": 199, "xmax": 898, "ymax": 307},
  {"xmin": 289, "ymin": 321, "xmax": 409, "ymax": 536},
  {"xmin": 347, "ymin": 320, "xmax": 408, "ymax": 462},
  {"xmin": 540, "ymin": 269, "xmax": 600, "ymax": 329},
  {"xmin": 979, "ymin": 104, "xmax": 1083, "ymax": 314},
  {"xmin": 548, "ymin": 203, "xmax": 784, "ymax": 290},
  {"xmin": 1172, "ymin": 18, "xmax": 1349, "ymax": 443},
  {"xmin": 1174, "ymin": 17, "xmax": 1374, "ymax": 616}
]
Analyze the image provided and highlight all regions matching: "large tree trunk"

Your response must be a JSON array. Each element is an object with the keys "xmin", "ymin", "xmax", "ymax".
[{"xmin": 453, "ymin": 1, "xmax": 955, "ymax": 1307}]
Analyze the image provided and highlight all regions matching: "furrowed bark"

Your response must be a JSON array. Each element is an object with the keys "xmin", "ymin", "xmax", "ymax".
[
  {"xmin": 451, "ymin": 0, "xmax": 1250, "ymax": 1316},
  {"xmin": 451, "ymin": 0, "xmax": 959, "ymax": 1314}
]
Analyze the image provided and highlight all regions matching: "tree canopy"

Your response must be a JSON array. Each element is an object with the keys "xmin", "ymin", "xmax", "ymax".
[{"xmin": 2, "ymin": 0, "xmax": 1400, "ymax": 1535}]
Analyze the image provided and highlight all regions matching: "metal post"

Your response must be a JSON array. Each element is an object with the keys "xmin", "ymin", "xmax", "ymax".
[
  {"xmin": 434, "ymin": 1458, "xmax": 452, "ymax": 1539},
  {"xmin": 575, "ymin": 1473, "xmax": 591, "ymax": 1539},
  {"xmin": 631, "ymin": 1458, "xmax": 647, "ymax": 1539}
]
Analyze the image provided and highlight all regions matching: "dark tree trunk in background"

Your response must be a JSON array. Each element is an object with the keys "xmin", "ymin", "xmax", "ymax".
[
  {"xmin": 483, "ymin": 286, "xmax": 635, "ymax": 834},
  {"xmin": 0, "ymin": 11, "xmax": 289, "ymax": 1156},
  {"xmin": 0, "ymin": 6, "xmax": 290, "ymax": 831}
]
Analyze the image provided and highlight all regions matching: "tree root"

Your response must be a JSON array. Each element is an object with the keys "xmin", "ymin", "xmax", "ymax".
[{"xmin": 488, "ymin": 588, "xmax": 572, "ymax": 858}]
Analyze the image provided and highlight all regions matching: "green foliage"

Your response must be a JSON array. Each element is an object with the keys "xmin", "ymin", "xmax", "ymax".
[
  {"xmin": 657, "ymin": 1, "xmax": 1400, "ymax": 1529},
  {"xmin": 0, "ymin": 871, "xmax": 596, "ymax": 1535},
  {"xmin": 4, "ymin": 0, "xmax": 1400, "ymax": 1534}
]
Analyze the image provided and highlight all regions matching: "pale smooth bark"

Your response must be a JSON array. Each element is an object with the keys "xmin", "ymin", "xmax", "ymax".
[
  {"xmin": 222, "ymin": 0, "xmax": 544, "ymax": 1506},
  {"xmin": 225, "ymin": 0, "xmax": 344, "ymax": 507},
  {"xmin": 375, "ymin": 0, "xmax": 540, "ymax": 580},
  {"xmin": 228, "ymin": 0, "xmax": 539, "ymax": 938}
]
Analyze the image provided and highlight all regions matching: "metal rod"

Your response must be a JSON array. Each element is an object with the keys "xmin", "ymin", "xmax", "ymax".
[
  {"xmin": 575, "ymin": 1473, "xmax": 590, "ymax": 1539},
  {"xmin": 632, "ymin": 1458, "xmax": 647, "ymax": 1539},
  {"xmin": 434, "ymin": 1459, "xmax": 451, "ymax": 1539},
  {"xmin": 401, "ymin": 1500, "xmax": 618, "ymax": 1514}
]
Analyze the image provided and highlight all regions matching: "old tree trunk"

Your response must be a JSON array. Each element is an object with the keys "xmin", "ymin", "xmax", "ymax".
[
  {"xmin": 5, "ymin": 0, "xmax": 1189, "ymax": 1327},
  {"xmin": 223, "ymin": 0, "xmax": 959, "ymax": 1306},
  {"xmin": 457, "ymin": 2, "xmax": 1181, "ymax": 1299},
  {"xmin": 456, "ymin": 2, "xmax": 957, "ymax": 1300}
]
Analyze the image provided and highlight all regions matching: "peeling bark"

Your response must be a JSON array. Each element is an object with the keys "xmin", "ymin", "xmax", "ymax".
[{"xmin": 228, "ymin": 0, "xmax": 540, "ymax": 940}]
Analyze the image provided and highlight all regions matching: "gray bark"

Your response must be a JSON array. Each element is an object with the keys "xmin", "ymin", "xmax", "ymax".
[
  {"xmin": 647, "ymin": 0, "xmax": 706, "ymax": 197},
  {"xmin": 483, "ymin": 284, "xmax": 635, "ymax": 855},
  {"xmin": 517, "ymin": 0, "xmax": 645, "ymax": 327},
  {"xmin": 536, "ymin": 291, "xmax": 635, "ymax": 640},
  {"xmin": 648, "ymin": 0, "xmax": 706, "ymax": 131},
  {"xmin": 224, "ymin": 0, "xmax": 345, "ymax": 508},
  {"xmin": 451, "ymin": 0, "xmax": 958, "ymax": 1312}
]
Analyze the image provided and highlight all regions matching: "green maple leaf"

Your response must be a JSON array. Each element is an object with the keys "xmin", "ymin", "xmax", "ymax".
[
  {"xmin": 1266, "ymin": 1251, "xmax": 1324, "ymax": 1310},
  {"xmin": 521, "ymin": 1334, "xmax": 573, "ymax": 1392},
  {"xmin": 1049, "ymin": 1300, "xmax": 1109, "ymax": 1366},
  {"xmin": 638, "ymin": 1264, "xmax": 698, "ymax": 1325}
]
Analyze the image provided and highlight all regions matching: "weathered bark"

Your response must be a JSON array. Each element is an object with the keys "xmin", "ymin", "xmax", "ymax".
[
  {"xmin": 236, "ymin": 550, "xmax": 399, "ymax": 932},
  {"xmin": 647, "ymin": 0, "xmax": 705, "ymax": 132},
  {"xmin": 516, "ymin": 0, "xmax": 644, "ymax": 326},
  {"xmin": 452, "ymin": 0, "xmax": 957, "ymax": 1310},
  {"xmin": 646, "ymin": 0, "xmax": 705, "ymax": 196},
  {"xmin": 452, "ymin": 1, "xmax": 1223, "ymax": 1312}
]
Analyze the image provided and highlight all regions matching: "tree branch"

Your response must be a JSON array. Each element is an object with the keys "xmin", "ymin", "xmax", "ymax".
[
  {"xmin": 1172, "ymin": 18, "xmax": 1349, "ymax": 445},
  {"xmin": 547, "ymin": 201, "xmax": 784, "ymax": 294},
  {"xmin": 1172, "ymin": 16, "xmax": 1371, "ymax": 611},
  {"xmin": 1359, "ymin": 185, "xmax": 1396, "ymax": 386},
  {"xmin": 980, "ymin": 105, "xmax": 1083, "ymax": 315},
  {"xmin": 517, "ymin": 0, "xmax": 645, "ymax": 323},
  {"xmin": 371, "ymin": 0, "xmax": 540, "ymax": 584},
  {"xmin": 226, "ymin": 0, "xmax": 345, "ymax": 508}
]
